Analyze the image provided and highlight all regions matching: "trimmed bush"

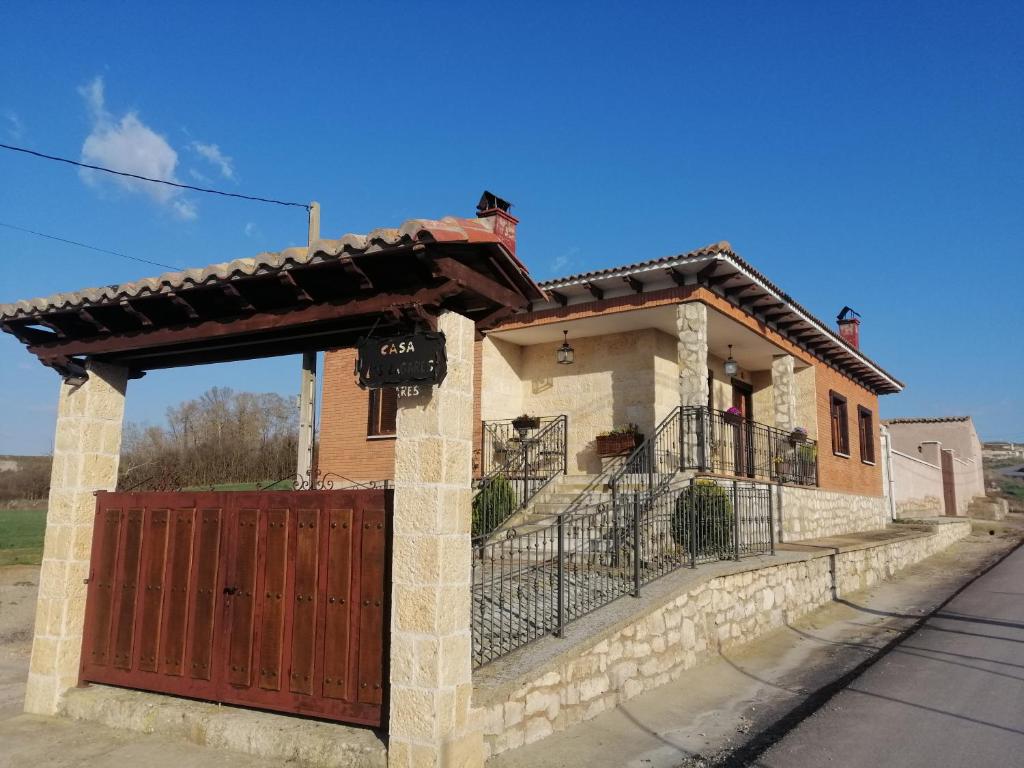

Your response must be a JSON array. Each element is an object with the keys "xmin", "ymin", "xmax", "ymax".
[
  {"xmin": 472, "ymin": 474, "xmax": 518, "ymax": 538},
  {"xmin": 672, "ymin": 480, "xmax": 735, "ymax": 559}
]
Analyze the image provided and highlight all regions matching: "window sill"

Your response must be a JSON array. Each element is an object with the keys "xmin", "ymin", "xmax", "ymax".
[
  {"xmin": 862, "ymin": 459, "xmax": 876, "ymax": 466},
  {"xmin": 833, "ymin": 451, "xmax": 850, "ymax": 459},
  {"xmin": 367, "ymin": 434, "xmax": 397, "ymax": 441}
]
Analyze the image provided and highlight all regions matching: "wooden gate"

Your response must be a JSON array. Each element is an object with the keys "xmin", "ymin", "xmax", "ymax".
[{"xmin": 79, "ymin": 489, "xmax": 390, "ymax": 726}]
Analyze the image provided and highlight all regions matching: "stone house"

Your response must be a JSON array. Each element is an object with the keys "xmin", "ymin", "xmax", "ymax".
[{"xmin": 320, "ymin": 229, "xmax": 904, "ymax": 543}]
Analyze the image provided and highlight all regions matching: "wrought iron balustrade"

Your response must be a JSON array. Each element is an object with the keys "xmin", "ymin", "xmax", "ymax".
[
  {"xmin": 471, "ymin": 476, "xmax": 774, "ymax": 668},
  {"xmin": 472, "ymin": 415, "xmax": 567, "ymax": 541}
]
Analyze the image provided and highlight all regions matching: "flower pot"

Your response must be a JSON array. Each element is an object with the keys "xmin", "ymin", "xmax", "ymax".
[
  {"xmin": 511, "ymin": 416, "xmax": 541, "ymax": 431},
  {"xmin": 788, "ymin": 431, "xmax": 807, "ymax": 445},
  {"xmin": 595, "ymin": 433, "xmax": 644, "ymax": 457},
  {"xmin": 722, "ymin": 412, "xmax": 742, "ymax": 426}
]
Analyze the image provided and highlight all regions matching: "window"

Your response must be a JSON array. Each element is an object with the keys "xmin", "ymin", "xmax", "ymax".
[
  {"xmin": 858, "ymin": 406, "xmax": 875, "ymax": 463},
  {"xmin": 829, "ymin": 391, "xmax": 849, "ymax": 456},
  {"xmin": 367, "ymin": 388, "xmax": 397, "ymax": 437}
]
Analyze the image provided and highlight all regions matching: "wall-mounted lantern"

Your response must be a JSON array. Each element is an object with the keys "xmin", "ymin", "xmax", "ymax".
[
  {"xmin": 724, "ymin": 344, "xmax": 739, "ymax": 377},
  {"xmin": 556, "ymin": 329, "xmax": 575, "ymax": 365}
]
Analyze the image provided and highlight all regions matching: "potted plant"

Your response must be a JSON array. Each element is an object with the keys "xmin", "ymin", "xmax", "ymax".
[
  {"xmin": 511, "ymin": 414, "xmax": 541, "ymax": 432},
  {"xmin": 788, "ymin": 426, "xmax": 808, "ymax": 445},
  {"xmin": 722, "ymin": 406, "xmax": 743, "ymax": 426},
  {"xmin": 595, "ymin": 423, "xmax": 643, "ymax": 457}
]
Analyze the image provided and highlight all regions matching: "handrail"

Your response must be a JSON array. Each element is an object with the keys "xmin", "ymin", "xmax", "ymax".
[
  {"xmin": 607, "ymin": 406, "xmax": 684, "ymax": 500},
  {"xmin": 472, "ymin": 415, "xmax": 567, "ymax": 540}
]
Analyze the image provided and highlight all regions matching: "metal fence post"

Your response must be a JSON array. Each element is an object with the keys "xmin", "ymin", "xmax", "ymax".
[
  {"xmin": 698, "ymin": 407, "xmax": 708, "ymax": 472},
  {"xmin": 562, "ymin": 415, "xmax": 568, "ymax": 476},
  {"xmin": 732, "ymin": 480, "xmax": 740, "ymax": 561},
  {"xmin": 556, "ymin": 511, "xmax": 565, "ymax": 636},
  {"xmin": 768, "ymin": 483, "xmax": 776, "ymax": 556},
  {"xmin": 689, "ymin": 479, "xmax": 697, "ymax": 569},
  {"xmin": 633, "ymin": 494, "xmax": 641, "ymax": 597}
]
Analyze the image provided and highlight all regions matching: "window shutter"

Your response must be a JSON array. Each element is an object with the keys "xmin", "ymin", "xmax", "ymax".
[{"xmin": 379, "ymin": 389, "xmax": 398, "ymax": 435}]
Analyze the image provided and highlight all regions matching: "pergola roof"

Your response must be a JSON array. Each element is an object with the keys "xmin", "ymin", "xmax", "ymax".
[
  {"xmin": 1, "ymin": 215, "xmax": 543, "ymax": 379},
  {"xmin": 530, "ymin": 241, "xmax": 904, "ymax": 395}
]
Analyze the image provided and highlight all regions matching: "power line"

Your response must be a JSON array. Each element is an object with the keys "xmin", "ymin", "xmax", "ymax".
[
  {"xmin": 0, "ymin": 142, "xmax": 311, "ymax": 211},
  {"xmin": 0, "ymin": 221, "xmax": 181, "ymax": 271}
]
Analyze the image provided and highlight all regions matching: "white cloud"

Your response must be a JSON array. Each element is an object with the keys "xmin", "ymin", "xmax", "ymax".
[
  {"xmin": 244, "ymin": 221, "xmax": 260, "ymax": 238},
  {"xmin": 547, "ymin": 246, "xmax": 580, "ymax": 276},
  {"xmin": 4, "ymin": 110, "xmax": 24, "ymax": 139},
  {"xmin": 188, "ymin": 167, "xmax": 212, "ymax": 184},
  {"xmin": 191, "ymin": 141, "xmax": 234, "ymax": 179},
  {"xmin": 77, "ymin": 76, "xmax": 197, "ymax": 220}
]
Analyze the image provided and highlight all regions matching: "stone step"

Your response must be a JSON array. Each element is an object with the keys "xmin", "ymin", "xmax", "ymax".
[{"xmin": 61, "ymin": 685, "xmax": 387, "ymax": 768}]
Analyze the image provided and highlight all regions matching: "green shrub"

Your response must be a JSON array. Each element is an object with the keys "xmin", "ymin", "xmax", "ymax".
[
  {"xmin": 472, "ymin": 474, "xmax": 518, "ymax": 537},
  {"xmin": 672, "ymin": 480, "xmax": 735, "ymax": 559}
]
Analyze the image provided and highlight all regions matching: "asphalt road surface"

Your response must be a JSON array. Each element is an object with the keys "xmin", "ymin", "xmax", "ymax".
[{"xmin": 757, "ymin": 544, "xmax": 1024, "ymax": 768}]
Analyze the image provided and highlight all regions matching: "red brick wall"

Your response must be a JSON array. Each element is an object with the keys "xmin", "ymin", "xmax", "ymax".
[
  {"xmin": 813, "ymin": 364, "xmax": 883, "ymax": 497},
  {"xmin": 318, "ymin": 348, "xmax": 396, "ymax": 482},
  {"xmin": 319, "ymin": 340, "xmax": 485, "ymax": 481}
]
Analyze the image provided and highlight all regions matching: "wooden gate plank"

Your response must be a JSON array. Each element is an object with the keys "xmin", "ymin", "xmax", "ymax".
[
  {"xmin": 111, "ymin": 509, "xmax": 144, "ymax": 669},
  {"xmin": 188, "ymin": 507, "xmax": 222, "ymax": 681},
  {"xmin": 322, "ymin": 508, "xmax": 353, "ymax": 701},
  {"xmin": 289, "ymin": 507, "xmax": 320, "ymax": 695},
  {"xmin": 258, "ymin": 508, "xmax": 289, "ymax": 691},
  {"xmin": 357, "ymin": 506, "xmax": 386, "ymax": 705},
  {"xmin": 84, "ymin": 507, "xmax": 122, "ymax": 668},
  {"xmin": 137, "ymin": 509, "xmax": 170, "ymax": 672},
  {"xmin": 160, "ymin": 508, "xmax": 195, "ymax": 676},
  {"xmin": 227, "ymin": 508, "xmax": 259, "ymax": 687}
]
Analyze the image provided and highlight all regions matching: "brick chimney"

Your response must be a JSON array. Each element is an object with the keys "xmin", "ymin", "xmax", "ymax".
[
  {"xmin": 476, "ymin": 190, "xmax": 518, "ymax": 256},
  {"xmin": 837, "ymin": 306, "xmax": 861, "ymax": 349}
]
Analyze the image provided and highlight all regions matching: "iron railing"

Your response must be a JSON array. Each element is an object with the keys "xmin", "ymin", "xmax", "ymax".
[
  {"xmin": 472, "ymin": 415, "xmax": 567, "ymax": 541},
  {"xmin": 686, "ymin": 406, "xmax": 818, "ymax": 486},
  {"xmin": 471, "ymin": 476, "xmax": 773, "ymax": 668},
  {"xmin": 605, "ymin": 407, "xmax": 818, "ymax": 497}
]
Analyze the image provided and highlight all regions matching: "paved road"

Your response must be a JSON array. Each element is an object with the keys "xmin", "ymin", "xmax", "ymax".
[{"xmin": 758, "ymin": 545, "xmax": 1024, "ymax": 768}]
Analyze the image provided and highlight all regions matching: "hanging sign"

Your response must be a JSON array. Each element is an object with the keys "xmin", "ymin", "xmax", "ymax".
[{"xmin": 356, "ymin": 331, "xmax": 447, "ymax": 390}]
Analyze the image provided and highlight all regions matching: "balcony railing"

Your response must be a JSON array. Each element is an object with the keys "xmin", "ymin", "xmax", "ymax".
[
  {"xmin": 605, "ymin": 406, "xmax": 818, "ymax": 488},
  {"xmin": 684, "ymin": 406, "xmax": 818, "ymax": 486}
]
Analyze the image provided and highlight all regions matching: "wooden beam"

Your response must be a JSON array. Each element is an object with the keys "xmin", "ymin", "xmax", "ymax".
[
  {"xmin": 696, "ymin": 261, "xmax": 721, "ymax": 280},
  {"xmin": 29, "ymin": 284, "xmax": 457, "ymax": 363},
  {"xmin": 724, "ymin": 283, "xmax": 757, "ymax": 298},
  {"xmin": 278, "ymin": 271, "xmax": 313, "ymax": 303},
  {"xmin": 222, "ymin": 284, "xmax": 255, "ymax": 313},
  {"xmin": 167, "ymin": 293, "xmax": 199, "ymax": 321},
  {"xmin": 120, "ymin": 300, "xmax": 153, "ymax": 327},
  {"xmin": 78, "ymin": 308, "xmax": 110, "ymax": 334},
  {"xmin": 584, "ymin": 282, "xmax": 604, "ymax": 300},
  {"xmin": 1, "ymin": 321, "xmax": 57, "ymax": 345},
  {"xmin": 547, "ymin": 290, "xmax": 568, "ymax": 307},
  {"xmin": 665, "ymin": 267, "xmax": 686, "ymax": 286},
  {"xmin": 623, "ymin": 275, "xmax": 643, "ymax": 294},
  {"xmin": 338, "ymin": 256, "xmax": 373, "ymax": 290},
  {"xmin": 706, "ymin": 272, "xmax": 738, "ymax": 288},
  {"xmin": 37, "ymin": 318, "xmax": 67, "ymax": 339},
  {"xmin": 431, "ymin": 257, "xmax": 527, "ymax": 310},
  {"xmin": 773, "ymin": 320, "xmax": 802, "ymax": 331},
  {"xmin": 473, "ymin": 305, "xmax": 515, "ymax": 330},
  {"xmin": 757, "ymin": 302, "xmax": 785, "ymax": 313}
]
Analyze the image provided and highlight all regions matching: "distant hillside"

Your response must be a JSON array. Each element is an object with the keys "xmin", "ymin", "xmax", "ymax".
[{"xmin": 0, "ymin": 455, "xmax": 52, "ymax": 503}]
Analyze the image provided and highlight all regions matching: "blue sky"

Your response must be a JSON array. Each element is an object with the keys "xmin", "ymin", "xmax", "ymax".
[{"xmin": 1, "ymin": 0, "xmax": 1021, "ymax": 453}]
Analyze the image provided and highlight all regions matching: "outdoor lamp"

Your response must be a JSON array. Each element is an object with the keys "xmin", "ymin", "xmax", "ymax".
[
  {"xmin": 557, "ymin": 329, "xmax": 575, "ymax": 365},
  {"xmin": 724, "ymin": 344, "xmax": 739, "ymax": 377}
]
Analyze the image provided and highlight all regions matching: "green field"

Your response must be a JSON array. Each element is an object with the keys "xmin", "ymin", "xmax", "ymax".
[{"xmin": 0, "ymin": 508, "xmax": 47, "ymax": 566}]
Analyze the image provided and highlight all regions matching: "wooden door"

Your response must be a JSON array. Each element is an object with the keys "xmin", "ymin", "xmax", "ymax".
[
  {"xmin": 80, "ymin": 490, "xmax": 390, "ymax": 727},
  {"xmin": 731, "ymin": 380, "xmax": 755, "ymax": 478}
]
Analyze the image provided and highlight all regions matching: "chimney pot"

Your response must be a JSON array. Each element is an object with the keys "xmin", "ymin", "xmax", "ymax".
[
  {"xmin": 837, "ymin": 306, "xmax": 861, "ymax": 349},
  {"xmin": 476, "ymin": 190, "xmax": 519, "ymax": 255}
]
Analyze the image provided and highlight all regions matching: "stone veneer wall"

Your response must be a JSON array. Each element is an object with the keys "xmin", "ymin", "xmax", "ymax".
[
  {"xmin": 776, "ymin": 485, "xmax": 887, "ymax": 541},
  {"xmin": 478, "ymin": 520, "xmax": 971, "ymax": 758}
]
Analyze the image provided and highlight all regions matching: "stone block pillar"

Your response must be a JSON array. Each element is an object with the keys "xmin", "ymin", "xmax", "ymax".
[
  {"xmin": 676, "ymin": 302, "xmax": 709, "ymax": 408},
  {"xmin": 771, "ymin": 355, "xmax": 798, "ymax": 432},
  {"xmin": 677, "ymin": 302, "xmax": 709, "ymax": 468},
  {"xmin": 389, "ymin": 311, "xmax": 482, "ymax": 768},
  {"xmin": 24, "ymin": 360, "xmax": 127, "ymax": 716}
]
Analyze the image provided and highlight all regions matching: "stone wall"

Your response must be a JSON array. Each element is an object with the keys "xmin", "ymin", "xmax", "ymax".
[
  {"xmin": 477, "ymin": 520, "xmax": 971, "ymax": 758},
  {"xmin": 776, "ymin": 484, "xmax": 887, "ymax": 541}
]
